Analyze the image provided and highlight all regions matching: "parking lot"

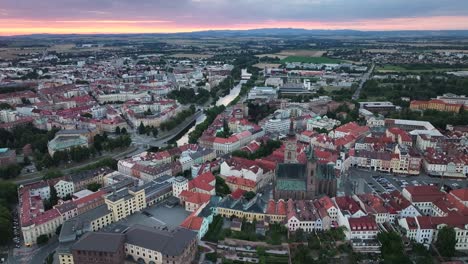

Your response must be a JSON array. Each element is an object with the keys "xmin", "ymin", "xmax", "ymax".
[
  {"xmin": 100, "ymin": 203, "xmax": 190, "ymax": 233},
  {"xmin": 12, "ymin": 208, "xmax": 21, "ymax": 248},
  {"xmin": 347, "ymin": 168, "xmax": 468, "ymax": 196}
]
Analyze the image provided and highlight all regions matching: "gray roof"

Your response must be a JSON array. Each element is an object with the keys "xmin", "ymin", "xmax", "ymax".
[
  {"xmin": 70, "ymin": 167, "xmax": 111, "ymax": 183},
  {"xmin": 139, "ymin": 176, "xmax": 173, "ymax": 197},
  {"xmin": 106, "ymin": 188, "xmax": 132, "ymax": 202},
  {"xmin": 71, "ymin": 232, "xmax": 125, "ymax": 252},
  {"xmin": 218, "ymin": 195, "xmax": 267, "ymax": 214},
  {"xmin": 276, "ymin": 163, "xmax": 306, "ymax": 179},
  {"xmin": 56, "ymin": 129, "xmax": 92, "ymax": 136},
  {"xmin": 124, "ymin": 225, "xmax": 197, "ymax": 256},
  {"xmin": 59, "ymin": 204, "xmax": 111, "ymax": 242}
]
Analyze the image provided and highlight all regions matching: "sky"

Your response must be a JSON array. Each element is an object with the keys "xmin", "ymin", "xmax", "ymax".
[{"xmin": 1, "ymin": 0, "xmax": 468, "ymax": 35}]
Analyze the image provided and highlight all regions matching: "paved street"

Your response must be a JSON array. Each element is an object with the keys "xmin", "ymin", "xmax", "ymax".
[
  {"xmin": 131, "ymin": 110, "xmax": 203, "ymax": 148},
  {"xmin": 13, "ymin": 146, "xmax": 138, "ymax": 185},
  {"xmin": 352, "ymin": 63, "xmax": 374, "ymax": 100}
]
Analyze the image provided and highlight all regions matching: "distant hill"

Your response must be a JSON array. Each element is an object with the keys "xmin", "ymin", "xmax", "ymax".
[{"xmin": 3, "ymin": 28, "xmax": 468, "ymax": 39}]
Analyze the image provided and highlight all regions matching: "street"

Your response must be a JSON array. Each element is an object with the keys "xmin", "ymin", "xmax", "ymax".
[
  {"xmin": 131, "ymin": 110, "xmax": 203, "ymax": 148},
  {"xmin": 352, "ymin": 63, "xmax": 374, "ymax": 100},
  {"xmin": 13, "ymin": 146, "xmax": 139, "ymax": 185}
]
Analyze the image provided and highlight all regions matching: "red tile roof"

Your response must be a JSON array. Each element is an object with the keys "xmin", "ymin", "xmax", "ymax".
[
  {"xmin": 404, "ymin": 186, "xmax": 445, "ymax": 203},
  {"xmin": 180, "ymin": 190, "xmax": 211, "ymax": 205},
  {"xmin": 450, "ymin": 189, "xmax": 468, "ymax": 202},
  {"xmin": 180, "ymin": 211, "xmax": 203, "ymax": 231},
  {"xmin": 349, "ymin": 216, "xmax": 378, "ymax": 231},
  {"xmin": 334, "ymin": 196, "xmax": 362, "ymax": 215},
  {"xmin": 189, "ymin": 171, "xmax": 215, "ymax": 192},
  {"xmin": 230, "ymin": 188, "xmax": 246, "ymax": 200},
  {"xmin": 226, "ymin": 176, "xmax": 256, "ymax": 188}
]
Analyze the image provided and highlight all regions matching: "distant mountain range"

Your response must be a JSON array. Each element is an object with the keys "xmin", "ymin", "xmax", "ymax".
[{"xmin": 3, "ymin": 28, "xmax": 468, "ymax": 39}]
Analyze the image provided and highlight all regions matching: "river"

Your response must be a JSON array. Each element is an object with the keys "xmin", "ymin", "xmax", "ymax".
[{"xmin": 176, "ymin": 80, "xmax": 246, "ymax": 146}]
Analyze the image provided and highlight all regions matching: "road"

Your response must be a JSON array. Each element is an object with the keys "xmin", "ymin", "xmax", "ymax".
[
  {"xmin": 352, "ymin": 63, "xmax": 374, "ymax": 100},
  {"xmin": 13, "ymin": 146, "xmax": 139, "ymax": 185},
  {"xmin": 30, "ymin": 238, "xmax": 58, "ymax": 264},
  {"xmin": 131, "ymin": 110, "xmax": 203, "ymax": 148}
]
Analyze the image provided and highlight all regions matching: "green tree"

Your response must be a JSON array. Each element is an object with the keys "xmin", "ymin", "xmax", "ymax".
[
  {"xmin": 0, "ymin": 212, "xmax": 13, "ymax": 246},
  {"xmin": 55, "ymin": 224, "xmax": 62, "ymax": 235},
  {"xmin": 0, "ymin": 164, "xmax": 22, "ymax": 180},
  {"xmin": 80, "ymin": 112, "xmax": 92, "ymax": 118},
  {"xmin": 215, "ymin": 176, "xmax": 231, "ymax": 197},
  {"xmin": 243, "ymin": 191, "xmax": 256, "ymax": 201},
  {"xmin": 0, "ymin": 103, "xmax": 12, "ymax": 110},
  {"xmin": 42, "ymin": 169, "xmax": 63, "ymax": 180},
  {"xmin": 121, "ymin": 127, "xmax": 127, "ymax": 134},
  {"xmin": 378, "ymin": 231, "xmax": 411, "ymax": 264},
  {"xmin": 436, "ymin": 226, "xmax": 456, "ymax": 257},
  {"xmin": 87, "ymin": 182, "xmax": 102, "ymax": 192},
  {"xmin": 138, "ymin": 122, "xmax": 146, "ymax": 134},
  {"xmin": 0, "ymin": 181, "xmax": 18, "ymax": 205},
  {"xmin": 37, "ymin": 234, "xmax": 49, "ymax": 245}
]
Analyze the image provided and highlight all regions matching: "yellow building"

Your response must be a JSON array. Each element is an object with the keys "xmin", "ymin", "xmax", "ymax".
[
  {"xmin": 216, "ymin": 195, "xmax": 266, "ymax": 222},
  {"xmin": 104, "ymin": 186, "xmax": 146, "ymax": 221}
]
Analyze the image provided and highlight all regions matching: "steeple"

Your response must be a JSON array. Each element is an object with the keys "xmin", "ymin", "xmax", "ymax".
[{"xmin": 287, "ymin": 118, "xmax": 295, "ymax": 138}]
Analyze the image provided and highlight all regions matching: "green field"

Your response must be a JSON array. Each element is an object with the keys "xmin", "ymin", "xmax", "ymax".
[
  {"xmin": 281, "ymin": 56, "xmax": 342, "ymax": 64},
  {"xmin": 376, "ymin": 65, "xmax": 468, "ymax": 73}
]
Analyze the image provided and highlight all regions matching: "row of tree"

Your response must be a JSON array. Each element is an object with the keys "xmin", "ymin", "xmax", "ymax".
[
  {"xmin": 0, "ymin": 181, "xmax": 17, "ymax": 246},
  {"xmin": 167, "ymin": 88, "xmax": 210, "ymax": 105},
  {"xmin": 0, "ymin": 123, "xmax": 58, "ymax": 155},
  {"xmin": 390, "ymin": 108, "xmax": 468, "ymax": 128},
  {"xmin": 0, "ymin": 164, "xmax": 22, "ymax": 180},
  {"xmin": 159, "ymin": 106, "xmax": 196, "ymax": 131},
  {"xmin": 38, "ymin": 134, "xmax": 131, "ymax": 170},
  {"xmin": 361, "ymin": 75, "xmax": 468, "ymax": 103},
  {"xmin": 188, "ymin": 105, "xmax": 226, "ymax": 143}
]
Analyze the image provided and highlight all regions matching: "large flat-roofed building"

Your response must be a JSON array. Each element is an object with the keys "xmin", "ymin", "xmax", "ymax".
[
  {"xmin": 247, "ymin": 86, "xmax": 278, "ymax": 100},
  {"xmin": 48, "ymin": 134, "xmax": 89, "ymax": 156},
  {"xmin": 278, "ymin": 83, "xmax": 313, "ymax": 95},
  {"xmin": 60, "ymin": 225, "xmax": 198, "ymax": 264},
  {"xmin": 71, "ymin": 232, "xmax": 126, "ymax": 264},
  {"xmin": 141, "ymin": 174, "xmax": 174, "ymax": 206},
  {"xmin": 104, "ymin": 185, "xmax": 146, "ymax": 221},
  {"xmin": 410, "ymin": 99, "xmax": 463, "ymax": 113},
  {"xmin": 359, "ymin": 101, "xmax": 397, "ymax": 114},
  {"xmin": 125, "ymin": 225, "xmax": 198, "ymax": 264},
  {"xmin": 436, "ymin": 93, "xmax": 468, "ymax": 106}
]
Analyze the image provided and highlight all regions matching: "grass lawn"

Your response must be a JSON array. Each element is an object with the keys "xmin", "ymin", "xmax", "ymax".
[{"xmin": 281, "ymin": 56, "xmax": 342, "ymax": 64}]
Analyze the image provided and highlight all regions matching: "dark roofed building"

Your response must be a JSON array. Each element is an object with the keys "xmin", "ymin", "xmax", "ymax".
[
  {"xmin": 71, "ymin": 232, "xmax": 125, "ymax": 264},
  {"xmin": 124, "ymin": 225, "xmax": 197, "ymax": 264},
  {"xmin": 274, "ymin": 145, "xmax": 337, "ymax": 200}
]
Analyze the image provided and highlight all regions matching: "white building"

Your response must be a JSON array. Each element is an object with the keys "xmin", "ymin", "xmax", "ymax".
[
  {"xmin": 172, "ymin": 177, "xmax": 189, "ymax": 198},
  {"xmin": 54, "ymin": 180, "xmax": 75, "ymax": 199}
]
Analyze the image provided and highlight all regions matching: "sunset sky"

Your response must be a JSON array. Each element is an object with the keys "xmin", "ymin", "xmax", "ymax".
[{"xmin": 1, "ymin": 0, "xmax": 468, "ymax": 35}]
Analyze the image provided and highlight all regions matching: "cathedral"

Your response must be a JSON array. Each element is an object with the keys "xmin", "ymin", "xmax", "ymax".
[{"xmin": 274, "ymin": 120, "xmax": 337, "ymax": 200}]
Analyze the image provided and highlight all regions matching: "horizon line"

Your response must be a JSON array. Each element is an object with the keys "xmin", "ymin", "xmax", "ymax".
[{"xmin": 2, "ymin": 27, "xmax": 468, "ymax": 37}]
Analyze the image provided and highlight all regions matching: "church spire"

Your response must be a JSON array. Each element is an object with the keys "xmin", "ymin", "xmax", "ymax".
[{"xmin": 287, "ymin": 118, "xmax": 295, "ymax": 138}]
